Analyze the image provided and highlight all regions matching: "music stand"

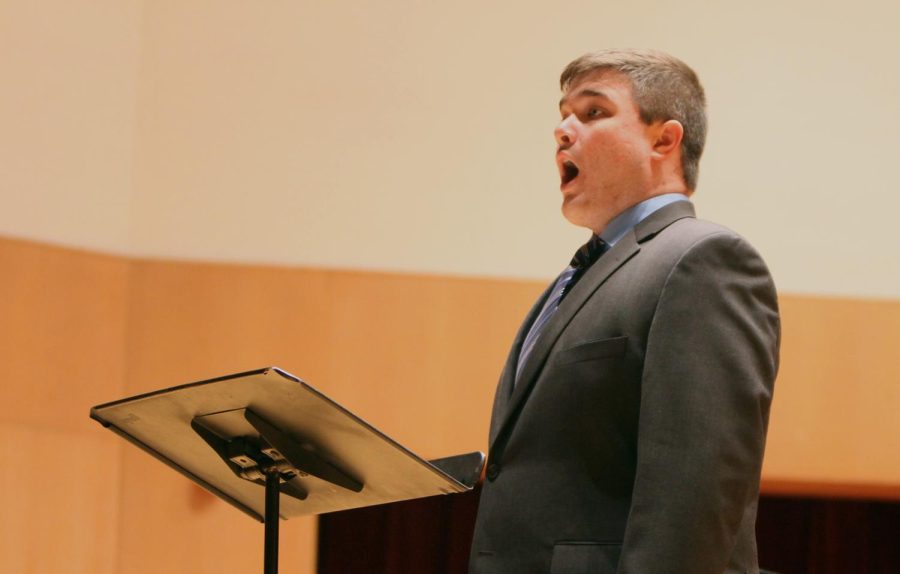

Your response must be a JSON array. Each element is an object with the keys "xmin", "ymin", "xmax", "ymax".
[{"xmin": 90, "ymin": 367, "xmax": 484, "ymax": 574}]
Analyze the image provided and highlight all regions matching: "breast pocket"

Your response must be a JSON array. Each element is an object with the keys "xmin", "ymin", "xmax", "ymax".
[
  {"xmin": 550, "ymin": 542, "xmax": 622, "ymax": 574},
  {"xmin": 555, "ymin": 336, "xmax": 628, "ymax": 366}
]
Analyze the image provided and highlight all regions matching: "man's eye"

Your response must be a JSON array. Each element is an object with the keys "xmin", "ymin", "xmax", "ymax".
[{"xmin": 586, "ymin": 108, "xmax": 602, "ymax": 118}]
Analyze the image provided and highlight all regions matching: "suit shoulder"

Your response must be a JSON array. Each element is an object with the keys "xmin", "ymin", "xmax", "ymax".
[
  {"xmin": 668, "ymin": 216, "xmax": 742, "ymax": 241},
  {"xmin": 640, "ymin": 217, "xmax": 776, "ymax": 291},
  {"xmin": 657, "ymin": 217, "xmax": 765, "ymax": 258}
]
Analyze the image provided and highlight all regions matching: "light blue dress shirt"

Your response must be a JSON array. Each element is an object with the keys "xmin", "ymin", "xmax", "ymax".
[{"xmin": 599, "ymin": 193, "xmax": 690, "ymax": 247}]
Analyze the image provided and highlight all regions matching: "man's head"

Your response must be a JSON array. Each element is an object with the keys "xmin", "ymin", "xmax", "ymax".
[{"xmin": 555, "ymin": 49, "xmax": 706, "ymax": 233}]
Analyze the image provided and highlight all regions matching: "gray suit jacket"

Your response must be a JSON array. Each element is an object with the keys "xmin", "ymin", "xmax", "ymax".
[{"xmin": 469, "ymin": 201, "xmax": 780, "ymax": 574}]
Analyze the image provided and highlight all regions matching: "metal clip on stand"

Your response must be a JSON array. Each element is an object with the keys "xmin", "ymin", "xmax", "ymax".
[{"xmin": 192, "ymin": 408, "xmax": 364, "ymax": 574}]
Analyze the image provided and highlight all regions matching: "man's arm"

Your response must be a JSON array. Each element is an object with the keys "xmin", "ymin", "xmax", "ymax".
[{"xmin": 618, "ymin": 231, "xmax": 780, "ymax": 574}]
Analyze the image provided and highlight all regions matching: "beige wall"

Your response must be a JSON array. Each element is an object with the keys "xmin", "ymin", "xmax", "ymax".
[
  {"xmin": 0, "ymin": 0, "xmax": 141, "ymax": 253},
  {"xmin": 129, "ymin": 0, "xmax": 900, "ymax": 298},
  {"xmin": 3, "ymin": 0, "xmax": 899, "ymax": 298}
]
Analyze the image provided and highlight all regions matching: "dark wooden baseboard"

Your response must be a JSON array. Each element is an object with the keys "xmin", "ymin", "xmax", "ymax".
[{"xmin": 318, "ymin": 487, "xmax": 900, "ymax": 574}]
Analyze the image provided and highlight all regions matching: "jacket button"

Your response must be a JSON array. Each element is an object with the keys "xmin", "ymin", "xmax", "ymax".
[{"xmin": 486, "ymin": 463, "xmax": 500, "ymax": 481}]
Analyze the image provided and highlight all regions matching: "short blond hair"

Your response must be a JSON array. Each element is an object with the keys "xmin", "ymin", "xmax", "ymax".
[{"xmin": 561, "ymin": 49, "xmax": 707, "ymax": 191}]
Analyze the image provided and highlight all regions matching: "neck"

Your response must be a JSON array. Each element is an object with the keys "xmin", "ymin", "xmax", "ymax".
[{"xmin": 649, "ymin": 157, "xmax": 690, "ymax": 196}]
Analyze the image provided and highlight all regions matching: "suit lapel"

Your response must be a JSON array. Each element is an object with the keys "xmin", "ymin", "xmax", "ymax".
[
  {"xmin": 489, "ymin": 200, "xmax": 696, "ymax": 451},
  {"xmin": 489, "ymin": 281, "xmax": 554, "ymax": 443},
  {"xmin": 493, "ymin": 236, "xmax": 639, "ymax": 442}
]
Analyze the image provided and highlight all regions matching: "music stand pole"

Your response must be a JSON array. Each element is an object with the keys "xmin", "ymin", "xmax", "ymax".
[{"xmin": 264, "ymin": 470, "xmax": 280, "ymax": 574}]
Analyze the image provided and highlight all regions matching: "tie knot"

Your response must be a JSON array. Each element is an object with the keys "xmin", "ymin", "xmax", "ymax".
[{"xmin": 570, "ymin": 235, "xmax": 608, "ymax": 270}]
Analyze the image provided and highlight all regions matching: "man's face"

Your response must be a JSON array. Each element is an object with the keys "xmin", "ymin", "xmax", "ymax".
[{"xmin": 556, "ymin": 70, "xmax": 657, "ymax": 233}]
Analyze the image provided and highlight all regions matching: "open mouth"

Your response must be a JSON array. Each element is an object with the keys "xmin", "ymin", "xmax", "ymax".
[{"xmin": 561, "ymin": 160, "xmax": 580, "ymax": 186}]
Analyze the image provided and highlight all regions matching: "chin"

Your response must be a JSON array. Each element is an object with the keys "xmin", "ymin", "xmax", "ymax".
[{"xmin": 560, "ymin": 201, "xmax": 598, "ymax": 232}]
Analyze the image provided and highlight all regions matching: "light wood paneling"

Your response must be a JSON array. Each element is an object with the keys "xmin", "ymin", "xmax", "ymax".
[
  {"xmin": 5, "ymin": 235, "xmax": 900, "ymax": 574},
  {"xmin": 762, "ymin": 294, "xmax": 900, "ymax": 497},
  {"xmin": 1, "ymin": 237, "xmax": 127, "ymax": 574},
  {"xmin": 122, "ymin": 259, "xmax": 334, "ymax": 392},
  {"xmin": 117, "ymin": 260, "xmax": 335, "ymax": 573},
  {"xmin": 122, "ymin": 259, "xmax": 900, "ymax": 497},
  {"xmin": 0, "ymin": 237, "xmax": 128, "ymax": 431},
  {"xmin": 321, "ymin": 270, "xmax": 542, "ymax": 458},
  {"xmin": 114, "ymin": 261, "xmax": 543, "ymax": 572},
  {"xmin": 123, "ymin": 261, "xmax": 544, "ymax": 456},
  {"xmin": 0, "ymin": 425, "xmax": 121, "ymax": 574}
]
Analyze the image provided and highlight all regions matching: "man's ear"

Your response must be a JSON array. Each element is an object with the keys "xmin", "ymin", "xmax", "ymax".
[{"xmin": 652, "ymin": 119, "xmax": 684, "ymax": 157}]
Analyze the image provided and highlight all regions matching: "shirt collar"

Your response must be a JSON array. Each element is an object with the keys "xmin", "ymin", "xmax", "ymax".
[{"xmin": 599, "ymin": 193, "xmax": 691, "ymax": 247}]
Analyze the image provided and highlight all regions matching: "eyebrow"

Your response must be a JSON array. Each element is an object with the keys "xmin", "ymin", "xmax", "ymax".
[{"xmin": 559, "ymin": 88, "xmax": 611, "ymax": 110}]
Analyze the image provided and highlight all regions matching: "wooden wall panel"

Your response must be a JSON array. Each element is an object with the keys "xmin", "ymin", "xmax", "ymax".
[
  {"xmin": 122, "ymin": 259, "xmax": 334, "ymax": 391},
  {"xmin": 118, "ymin": 259, "xmax": 331, "ymax": 574},
  {"xmin": 322, "ymin": 270, "xmax": 542, "ymax": 458},
  {"xmin": 0, "ymin": 238, "xmax": 128, "ymax": 431},
  {"xmin": 0, "ymin": 426, "xmax": 121, "ymax": 574},
  {"xmin": 763, "ymin": 295, "xmax": 900, "ymax": 497},
  {"xmin": 5, "ymin": 234, "xmax": 900, "ymax": 574},
  {"xmin": 1, "ymin": 237, "xmax": 128, "ymax": 574},
  {"xmin": 116, "ymin": 261, "xmax": 543, "ymax": 573}
]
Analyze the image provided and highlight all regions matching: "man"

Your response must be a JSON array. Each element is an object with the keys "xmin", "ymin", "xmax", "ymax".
[{"xmin": 469, "ymin": 50, "xmax": 780, "ymax": 574}]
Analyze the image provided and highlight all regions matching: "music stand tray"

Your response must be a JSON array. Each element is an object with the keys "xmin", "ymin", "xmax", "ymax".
[{"xmin": 90, "ymin": 366, "xmax": 484, "ymax": 573}]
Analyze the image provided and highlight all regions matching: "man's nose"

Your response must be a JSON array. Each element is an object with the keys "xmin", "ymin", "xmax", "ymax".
[{"xmin": 554, "ymin": 118, "xmax": 576, "ymax": 149}]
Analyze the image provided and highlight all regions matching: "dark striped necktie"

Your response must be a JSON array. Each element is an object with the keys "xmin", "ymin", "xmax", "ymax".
[{"xmin": 514, "ymin": 235, "xmax": 608, "ymax": 384}]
